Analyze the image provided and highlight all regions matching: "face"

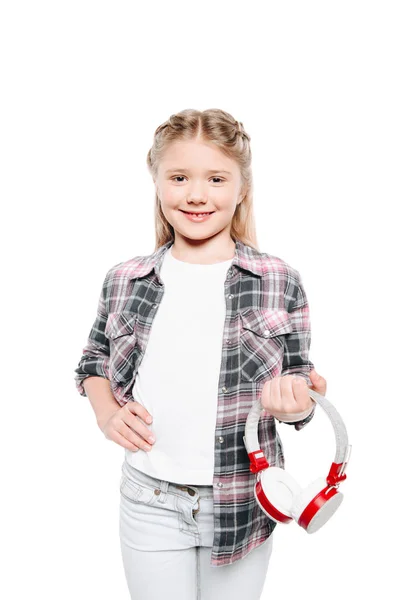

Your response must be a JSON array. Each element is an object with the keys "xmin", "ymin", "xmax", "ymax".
[{"xmin": 154, "ymin": 139, "xmax": 244, "ymax": 243}]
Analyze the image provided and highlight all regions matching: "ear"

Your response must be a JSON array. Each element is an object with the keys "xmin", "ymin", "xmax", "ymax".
[{"xmin": 238, "ymin": 186, "xmax": 247, "ymax": 204}]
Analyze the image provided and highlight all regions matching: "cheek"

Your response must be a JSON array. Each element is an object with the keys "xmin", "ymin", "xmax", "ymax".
[
  {"xmin": 214, "ymin": 187, "xmax": 239, "ymax": 209},
  {"xmin": 162, "ymin": 187, "xmax": 186, "ymax": 206}
]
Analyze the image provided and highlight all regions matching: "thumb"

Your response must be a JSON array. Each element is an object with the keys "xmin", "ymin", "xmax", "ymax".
[{"xmin": 309, "ymin": 368, "xmax": 327, "ymax": 396}]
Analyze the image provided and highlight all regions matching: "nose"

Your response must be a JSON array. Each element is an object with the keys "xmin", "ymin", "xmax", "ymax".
[{"xmin": 187, "ymin": 182, "xmax": 208, "ymax": 201}]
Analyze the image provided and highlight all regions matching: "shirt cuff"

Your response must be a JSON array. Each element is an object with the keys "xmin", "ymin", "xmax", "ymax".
[{"xmin": 274, "ymin": 404, "xmax": 315, "ymax": 423}]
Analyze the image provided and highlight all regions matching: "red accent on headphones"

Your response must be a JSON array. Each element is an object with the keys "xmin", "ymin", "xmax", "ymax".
[
  {"xmin": 248, "ymin": 450, "xmax": 269, "ymax": 474},
  {"xmin": 297, "ymin": 485, "xmax": 340, "ymax": 529},
  {"xmin": 255, "ymin": 478, "xmax": 292, "ymax": 523},
  {"xmin": 326, "ymin": 462, "xmax": 347, "ymax": 486}
]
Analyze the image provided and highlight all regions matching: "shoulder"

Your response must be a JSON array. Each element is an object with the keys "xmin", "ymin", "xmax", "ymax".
[
  {"xmin": 100, "ymin": 248, "xmax": 158, "ymax": 292},
  {"xmin": 105, "ymin": 256, "xmax": 146, "ymax": 280},
  {"xmin": 257, "ymin": 250, "xmax": 308, "ymax": 311},
  {"xmin": 97, "ymin": 252, "xmax": 153, "ymax": 313},
  {"xmin": 258, "ymin": 249, "xmax": 302, "ymax": 285}
]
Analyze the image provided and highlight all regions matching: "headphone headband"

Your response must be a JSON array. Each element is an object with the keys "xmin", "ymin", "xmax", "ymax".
[{"xmin": 243, "ymin": 388, "xmax": 352, "ymax": 486}]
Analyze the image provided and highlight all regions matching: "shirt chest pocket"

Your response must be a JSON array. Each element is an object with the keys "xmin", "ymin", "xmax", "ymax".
[
  {"xmin": 105, "ymin": 312, "xmax": 138, "ymax": 384},
  {"xmin": 239, "ymin": 308, "xmax": 293, "ymax": 383}
]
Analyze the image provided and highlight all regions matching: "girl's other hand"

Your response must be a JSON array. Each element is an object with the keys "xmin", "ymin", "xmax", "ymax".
[{"xmin": 99, "ymin": 401, "xmax": 156, "ymax": 452}]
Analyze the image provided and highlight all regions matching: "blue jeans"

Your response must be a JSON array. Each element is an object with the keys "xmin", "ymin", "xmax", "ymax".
[{"xmin": 119, "ymin": 459, "xmax": 274, "ymax": 599}]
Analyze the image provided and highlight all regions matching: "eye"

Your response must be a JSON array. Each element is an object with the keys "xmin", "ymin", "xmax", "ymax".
[{"xmin": 171, "ymin": 175, "xmax": 225, "ymax": 184}]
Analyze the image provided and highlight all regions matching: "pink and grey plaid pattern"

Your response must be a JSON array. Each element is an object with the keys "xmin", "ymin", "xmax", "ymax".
[{"xmin": 74, "ymin": 238, "xmax": 315, "ymax": 567}]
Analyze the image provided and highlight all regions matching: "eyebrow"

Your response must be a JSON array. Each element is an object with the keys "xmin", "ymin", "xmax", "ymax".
[{"xmin": 164, "ymin": 168, "xmax": 232, "ymax": 175}]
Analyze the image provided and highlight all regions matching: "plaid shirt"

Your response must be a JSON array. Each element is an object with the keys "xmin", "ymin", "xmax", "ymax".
[{"xmin": 74, "ymin": 238, "xmax": 316, "ymax": 567}]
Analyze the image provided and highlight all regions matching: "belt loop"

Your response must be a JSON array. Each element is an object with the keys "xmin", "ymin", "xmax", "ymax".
[
  {"xmin": 157, "ymin": 479, "xmax": 169, "ymax": 503},
  {"xmin": 193, "ymin": 496, "xmax": 200, "ymax": 515}
]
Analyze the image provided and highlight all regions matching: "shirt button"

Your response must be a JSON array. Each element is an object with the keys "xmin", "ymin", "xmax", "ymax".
[
  {"xmin": 218, "ymin": 437, "xmax": 224, "ymax": 443},
  {"xmin": 217, "ymin": 482, "xmax": 223, "ymax": 488},
  {"xmin": 226, "ymin": 339, "xmax": 231, "ymax": 344},
  {"xmin": 221, "ymin": 386, "xmax": 228, "ymax": 393},
  {"xmin": 152, "ymin": 303, "xmax": 157, "ymax": 308},
  {"xmin": 228, "ymin": 294, "xmax": 234, "ymax": 299}
]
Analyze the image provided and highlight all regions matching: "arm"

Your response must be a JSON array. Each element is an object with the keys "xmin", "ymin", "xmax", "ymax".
[
  {"xmin": 74, "ymin": 270, "xmax": 111, "ymax": 397},
  {"xmin": 83, "ymin": 376, "xmax": 121, "ymax": 430},
  {"xmin": 279, "ymin": 271, "xmax": 316, "ymax": 431}
]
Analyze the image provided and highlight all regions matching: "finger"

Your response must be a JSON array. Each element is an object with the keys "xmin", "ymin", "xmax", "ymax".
[
  {"xmin": 270, "ymin": 375, "xmax": 283, "ymax": 413},
  {"xmin": 280, "ymin": 375, "xmax": 296, "ymax": 413},
  {"xmin": 125, "ymin": 400, "xmax": 153, "ymax": 424},
  {"xmin": 117, "ymin": 420, "xmax": 154, "ymax": 451},
  {"xmin": 292, "ymin": 377, "xmax": 312, "ymax": 410},
  {"xmin": 261, "ymin": 380, "xmax": 271, "ymax": 412},
  {"xmin": 312, "ymin": 373, "xmax": 327, "ymax": 396},
  {"xmin": 122, "ymin": 412, "xmax": 156, "ymax": 446},
  {"xmin": 112, "ymin": 429, "xmax": 141, "ymax": 452}
]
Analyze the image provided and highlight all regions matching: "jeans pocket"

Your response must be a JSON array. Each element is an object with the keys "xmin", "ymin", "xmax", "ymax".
[
  {"xmin": 120, "ymin": 473, "xmax": 159, "ymax": 507},
  {"xmin": 178, "ymin": 501, "xmax": 199, "ymax": 532}
]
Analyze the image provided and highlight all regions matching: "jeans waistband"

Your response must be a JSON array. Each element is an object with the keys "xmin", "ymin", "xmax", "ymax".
[{"xmin": 122, "ymin": 460, "xmax": 214, "ymax": 499}]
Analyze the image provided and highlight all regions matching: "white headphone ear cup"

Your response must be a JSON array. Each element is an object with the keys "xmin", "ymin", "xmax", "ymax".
[
  {"xmin": 260, "ymin": 467, "xmax": 303, "ymax": 517},
  {"xmin": 291, "ymin": 478, "xmax": 327, "ymax": 521},
  {"xmin": 291, "ymin": 477, "xmax": 344, "ymax": 533}
]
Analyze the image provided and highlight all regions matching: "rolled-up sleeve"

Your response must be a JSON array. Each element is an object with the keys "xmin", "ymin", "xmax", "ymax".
[
  {"xmin": 279, "ymin": 270, "xmax": 316, "ymax": 431},
  {"xmin": 74, "ymin": 271, "xmax": 111, "ymax": 397}
]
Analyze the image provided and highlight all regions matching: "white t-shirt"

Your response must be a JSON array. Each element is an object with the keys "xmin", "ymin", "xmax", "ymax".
[{"xmin": 125, "ymin": 245, "xmax": 233, "ymax": 485}]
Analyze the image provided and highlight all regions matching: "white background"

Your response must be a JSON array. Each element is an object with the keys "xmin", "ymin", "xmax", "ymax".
[{"xmin": 1, "ymin": 1, "xmax": 399, "ymax": 598}]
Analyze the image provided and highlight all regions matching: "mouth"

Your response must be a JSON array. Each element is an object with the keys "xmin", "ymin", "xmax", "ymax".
[
  {"xmin": 179, "ymin": 210, "xmax": 215, "ymax": 215},
  {"xmin": 179, "ymin": 209, "xmax": 215, "ymax": 222}
]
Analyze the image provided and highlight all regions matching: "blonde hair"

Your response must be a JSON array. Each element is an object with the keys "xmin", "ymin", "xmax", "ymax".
[{"xmin": 146, "ymin": 108, "xmax": 259, "ymax": 251}]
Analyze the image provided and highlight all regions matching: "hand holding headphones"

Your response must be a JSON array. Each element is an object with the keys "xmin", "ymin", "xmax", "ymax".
[
  {"xmin": 260, "ymin": 374, "xmax": 317, "ymax": 423},
  {"xmin": 243, "ymin": 388, "xmax": 351, "ymax": 534}
]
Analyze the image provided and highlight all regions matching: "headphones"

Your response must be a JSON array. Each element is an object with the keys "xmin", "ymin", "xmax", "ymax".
[{"xmin": 243, "ymin": 389, "xmax": 351, "ymax": 534}]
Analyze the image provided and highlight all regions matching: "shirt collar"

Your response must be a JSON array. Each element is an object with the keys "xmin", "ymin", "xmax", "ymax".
[{"xmin": 124, "ymin": 238, "xmax": 265, "ymax": 281}]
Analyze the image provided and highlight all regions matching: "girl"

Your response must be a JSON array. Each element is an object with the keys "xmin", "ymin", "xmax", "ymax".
[{"xmin": 74, "ymin": 108, "xmax": 327, "ymax": 600}]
